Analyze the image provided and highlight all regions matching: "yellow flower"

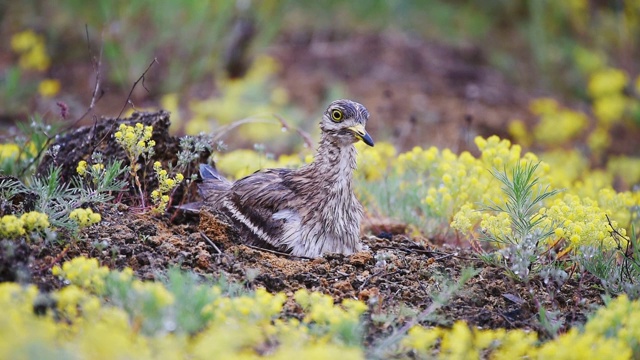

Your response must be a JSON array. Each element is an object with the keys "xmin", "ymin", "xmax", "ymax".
[
  {"xmin": 11, "ymin": 30, "xmax": 50, "ymax": 71},
  {"xmin": 20, "ymin": 211, "xmax": 49, "ymax": 232},
  {"xmin": 271, "ymin": 86, "xmax": 289, "ymax": 106},
  {"xmin": 533, "ymin": 107, "xmax": 588, "ymax": 145},
  {"xmin": 0, "ymin": 144, "xmax": 20, "ymax": 160},
  {"xmin": 88, "ymin": 213, "xmax": 101, "ymax": 224},
  {"xmin": 0, "ymin": 215, "xmax": 26, "ymax": 238},
  {"xmin": 38, "ymin": 79, "xmax": 61, "ymax": 97},
  {"xmin": 69, "ymin": 208, "xmax": 101, "ymax": 228},
  {"xmin": 508, "ymin": 119, "xmax": 531, "ymax": 147},
  {"xmin": 588, "ymin": 68, "xmax": 628, "ymax": 98},
  {"xmin": 10, "ymin": 30, "xmax": 40, "ymax": 52},
  {"xmin": 573, "ymin": 46, "xmax": 606, "ymax": 75},
  {"xmin": 593, "ymin": 95, "xmax": 627, "ymax": 126},
  {"xmin": 160, "ymin": 93, "xmax": 181, "ymax": 126},
  {"xmin": 529, "ymin": 97, "xmax": 559, "ymax": 116},
  {"xmin": 77, "ymin": 160, "xmax": 88, "ymax": 176},
  {"xmin": 587, "ymin": 126, "xmax": 611, "ymax": 154}
]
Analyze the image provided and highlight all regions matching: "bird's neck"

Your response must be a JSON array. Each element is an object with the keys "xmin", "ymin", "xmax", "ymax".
[{"xmin": 307, "ymin": 135, "xmax": 357, "ymax": 184}]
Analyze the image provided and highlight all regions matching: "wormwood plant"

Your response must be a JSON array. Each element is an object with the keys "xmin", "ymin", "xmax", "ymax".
[
  {"xmin": 478, "ymin": 161, "xmax": 572, "ymax": 336},
  {"xmin": 174, "ymin": 135, "xmax": 213, "ymax": 179},
  {"xmin": 479, "ymin": 161, "xmax": 562, "ymax": 283},
  {"xmin": 0, "ymin": 156, "xmax": 127, "ymax": 234}
]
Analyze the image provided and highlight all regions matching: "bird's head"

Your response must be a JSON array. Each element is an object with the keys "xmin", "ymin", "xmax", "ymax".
[{"xmin": 320, "ymin": 99, "xmax": 374, "ymax": 147}]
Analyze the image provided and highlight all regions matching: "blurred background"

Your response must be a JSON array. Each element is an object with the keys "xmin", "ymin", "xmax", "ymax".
[{"xmin": 1, "ymin": 0, "xmax": 639, "ymax": 163}]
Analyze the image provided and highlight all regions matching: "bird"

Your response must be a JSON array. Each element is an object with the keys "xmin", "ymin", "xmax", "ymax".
[{"xmin": 197, "ymin": 99, "xmax": 374, "ymax": 258}]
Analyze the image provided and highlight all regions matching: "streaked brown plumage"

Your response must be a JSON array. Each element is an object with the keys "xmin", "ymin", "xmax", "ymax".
[{"xmin": 198, "ymin": 99, "xmax": 374, "ymax": 258}]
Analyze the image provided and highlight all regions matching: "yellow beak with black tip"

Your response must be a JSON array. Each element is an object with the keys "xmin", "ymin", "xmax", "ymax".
[{"xmin": 348, "ymin": 124, "xmax": 374, "ymax": 147}]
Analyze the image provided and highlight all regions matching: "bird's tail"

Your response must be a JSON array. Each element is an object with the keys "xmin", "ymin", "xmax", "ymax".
[
  {"xmin": 199, "ymin": 163, "xmax": 227, "ymax": 182},
  {"xmin": 200, "ymin": 164, "xmax": 231, "ymax": 190},
  {"xmin": 175, "ymin": 164, "xmax": 231, "ymax": 213},
  {"xmin": 197, "ymin": 164, "xmax": 233, "ymax": 212}
]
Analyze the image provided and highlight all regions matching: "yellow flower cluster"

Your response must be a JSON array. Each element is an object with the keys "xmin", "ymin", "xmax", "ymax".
[
  {"xmin": 588, "ymin": 68, "xmax": 628, "ymax": 99},
  {"xmin": 55, "ymin": 284, "xmax": 102, "ymax": 321},
  {"xmin": 573, "ymin": 46, "xmax": 606, "ymax": 75},
  {"xmin": 354, "ymin": 134, "xmax": 638, "ymax": 252},
  {"xmin": 52, "ymin": 257, "xmax": 110, "ymax": 294},
  {"xmin": 215, "ymin": 149, "xmax": 308, "ymax": 180},
  {"xmin": 11, "ymin": 257, "xmax": 365, "ymax": 359},
  {"xmin": 150, "ymin": 161, "xmax": 184, "ymax": 213},
  {"xmin": 593, "ymin": 93, "xmax": 627, "ymax": 127},
  {"xmin": 507, "ymin": 119, "xmax": 531, "ymax": 147},
  {"xmin": 0, "ymin": 143, "xmax": 20, "ymax": 161},
  {"xmin": 37, "ymin": 78, "xmax": 61, "ymax": 98},
  {"xmin": 537, "ymin": 328, "xmax": 630, "ymax": 360},
  {"xmin": 404, "ymin": 304, "xmax": 636, "ymax": 360},
  {"xmin": 585, "ymin": 66, "xmax": 638, "ymax": 153},
  {"xmin": 10, "ymin": 30, "xmax": 50, "ymax": 72},
  {"xmin": 76, "ymin": 160, "xmax": 87, "ymax": 176},
  {"xmin": 131, "ymin": 279, "xmax": 176, "ymax": 309},
  {"xmin": 463, "ymin": 170, "xmax": 636, "ymax": 253},
  {"xmin": 355, "ymin": 141, "xmax": 397, "ymax": 181},
  {"xmin": 539, "ymin": 149, "xmax": 588, "ymax": 189},
  {"xmin": 69, "ymin": 208, "xmax": 101, "ymax": 228},
  {"xmin": 584, "ymin": 295, "xmax": 640, "ymax": 351},
  {"xmin": 0, "ymin": 211, "xmax": 50, "ymax": 238},
  {"xmin": 607, "ymin": 156, "xmax": 640, "ymax": 188},
  {"xmin": 358, "ymin": 135, "xmax": 543, "ymax": 236},
  {"xmin": 479, "ymin": 211, "xmax": 512, "ymax": 240},
  {"xmin": 529, "ymin": 98, "xmax": 588, "ymax": 146},
  {"xmin": 510, "ymin": 64, "xmax": 640, "ymax": 155},
  {"xmin": 214, "ymin": 149, "xmax": 271, "ymax": 180},
  {"xmin": 76, "ymin": 160, "xmax": 104, "ymax": 177},
  {"xmin": 0, "ymin": 215, "xmax": 26, "ymax": 238},
  {"xmin": 404, "ymin": 321, "xmax": 537, "ymax": 359},
  {"xmin": 114, "ymin": 123, "xmax": 156, "ymax": 171},
  {"xmin": 541, "ymin": 194, "xmax": 628, "ymax": 249},
  {"xmin": 9, "ymin": 255, "xmax": 640, "ymax": 358},
  {"xmin": 544, "ymin": 152, "xmax": 636, "ymax": 206},
  {"xmin": 294, "ymin": 289, "xmax": 367, "ymax": 336},
  {"xmin": 207, "ymin": 288, "xmax": 285, "ymax": 325},
  {"xmin": 20, "ymin": 211, "xmax": 51, "ymax": 232}
]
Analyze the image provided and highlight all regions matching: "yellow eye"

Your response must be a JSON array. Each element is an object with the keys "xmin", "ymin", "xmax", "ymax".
[{"xmin": 331, "ymin": 109, "xmax": 343, "ymax": 122}]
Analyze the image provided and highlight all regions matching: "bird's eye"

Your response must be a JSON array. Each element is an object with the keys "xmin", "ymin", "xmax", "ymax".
[{"xmin": 331, "ymin": 109, "xmax": 343, "ymax": 122}]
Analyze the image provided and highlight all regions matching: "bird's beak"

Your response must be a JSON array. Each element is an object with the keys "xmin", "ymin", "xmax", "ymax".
[{"xmin": 348, "ymin": 124, "xmax": 374, "ymax": 147}]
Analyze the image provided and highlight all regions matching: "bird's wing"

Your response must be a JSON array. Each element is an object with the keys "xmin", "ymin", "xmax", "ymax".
[{"xmin": 222, "ymin": 169, "xmax": 302, "ymax": 249}]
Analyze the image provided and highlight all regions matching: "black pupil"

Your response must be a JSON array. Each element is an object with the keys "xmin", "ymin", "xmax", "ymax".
[{"xmin": 333, "ymin": 111, "xmax": 341, "ymax": 119}]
